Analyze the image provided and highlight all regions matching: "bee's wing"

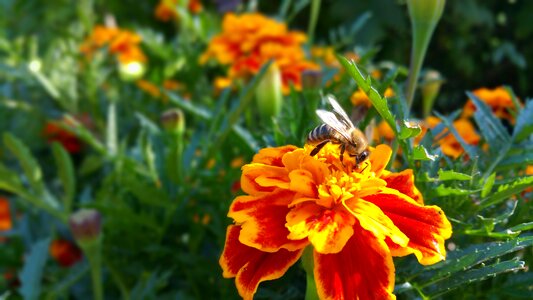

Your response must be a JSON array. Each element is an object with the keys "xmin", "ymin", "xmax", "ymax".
[
  {"xmin": 326, "ymin": 95, "xmax": 356, "ymax": 129},
  {"xmin": 316, "ymin": 109, "xmax": 353, "ymax": 141}
]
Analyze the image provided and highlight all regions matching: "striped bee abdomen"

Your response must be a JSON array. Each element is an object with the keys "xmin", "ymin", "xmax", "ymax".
[{"xmin": 307, "ymin": 124, "xmax": 335, "ymax": 145}]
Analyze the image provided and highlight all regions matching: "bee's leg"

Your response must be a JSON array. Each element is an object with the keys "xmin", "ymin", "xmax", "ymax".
[
  {"xmin": 310, "ymin": 140, "xmax": 330, "ymax": 156},
  {"xmin": 339, "ymin": 144, "xmax": 346, "ymax": 166}
]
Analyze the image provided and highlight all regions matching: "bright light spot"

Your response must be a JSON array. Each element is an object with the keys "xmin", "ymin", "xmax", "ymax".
[
  {"xmin": 119, "ymin": 61, "xmax": 145, "ymax": 81},
  {"xmin": 28, "ymin": 60, "xmax": 42, "ymax": 72}
]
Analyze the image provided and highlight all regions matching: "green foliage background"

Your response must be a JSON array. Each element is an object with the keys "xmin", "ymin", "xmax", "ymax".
[{"xmin": 0, "ymin": 0, "xmax": 532, "ymax": 299}]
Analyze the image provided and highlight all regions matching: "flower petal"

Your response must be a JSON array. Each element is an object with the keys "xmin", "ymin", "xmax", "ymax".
[
  {"xmin": 381, "ymin": 169, "xmax": 424, "ymax": 204},
  {"xmin": 229, "ymin": 189, "xmax": 307, "ymax": 252},
  {"xmin": 369, "ymin": 144, "xmax": 392, "ymax": 176},
  {"xmin": 286, "ymin": 203, "xmax": 355, "ymax": 254},
  {"xmin": 241, "ymin": 164, "xmax": 289, "ymax": 195},
  {"xmin": 364, "ymin": 189, "xmax": 452, "ymax": 265},
  {"xmin": 252, "ymin": 145, "xmax": 298, "ymax": 166},
  {"xmin": 220, "ymin": 225, "xmax": 304, "ymax": 300},
  {"xmin": 344, "ymin": 198, "xmax": 409, "ymax": 248},
  {"xmin": 288, "ymin": 169, "xmax": 318, "ymax": 197},
  {"xmin": 314, "ymin": 222, "xmax": 395, "ymax": 300}
]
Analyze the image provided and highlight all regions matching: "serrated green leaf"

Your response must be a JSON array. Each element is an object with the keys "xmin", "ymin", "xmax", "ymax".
[
  {"xmin": 480, "ymin": 176, "xmax": 533, "ymax": 208},
  {"xmin": 3, "ymin": 133, "xmax": 44, "ymax": 192},
  {"xmin": 52, "ymin": 143, "xmax": 75, "ymax": 213},
  {"xmin": 468, "ymin": 91, "xmax": 511, "ymax": 149},
  {"xmin": 411, "ymin": 145, "xmax": 438, "ymax": 161},
  {"xmin": 426, "ymin": 237, "xmax": 533, "ymax": 275},
  {"xmin": 398, "ymin": 120, "xmax": 422, "ymax": 140},
  {"xmin": 337, "ymin": 55, "xmax": 397, "ymax": 134},
  {"xmin": 428, "ymin": 260, "xmax": 525, "ymax": 298},
  {"xmin": 434, "ymin": 184, "xmax": 475, "ymax": 196},
  {"xmin": 18, "ymin": 238, "xmax": 51, "ymax": 300},
  {"xmin": 481, "ymin": 173, "xmax": 496, "ymax": 198},
  {"xmin": 513, "ymin": 100, "xmax": 533, "ymax": 142},
  {"xmin": 438, "ymin": 169, "xmax": 472, "ymax": 181}
]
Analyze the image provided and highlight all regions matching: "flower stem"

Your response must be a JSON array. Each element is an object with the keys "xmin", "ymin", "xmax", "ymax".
[
  {"xmin": 405, "ymin": 0, "xmax": 445, "ymax": 111},
  {"xmin": 308, "ymin": 0, "xmax": 321, "ymax": 45},
  {"xmin": 301, "ymin": 246, "xmax": 319, "ymax": 300},
  {"xmin": 80, "ymin": 238, "xmax": 104, "ymax": 300}
]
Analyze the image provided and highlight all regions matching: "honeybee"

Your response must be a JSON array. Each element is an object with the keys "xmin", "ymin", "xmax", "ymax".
[{"xmin": 307, "ymin": 95, "xmax": 370, "ymax": 166}]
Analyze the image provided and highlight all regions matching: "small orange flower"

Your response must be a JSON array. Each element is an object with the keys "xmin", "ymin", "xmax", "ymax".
[
  {"xmin": 155, "ymin": 0, "xmax": 203, "ymax": 22},
  {"xmin": 49, "ymin": 239, "xmax": 83, "ymax": 267},
  {"xmin": 463, "ymin": 87, "xmax": 520, "ymax": 123},
  {"xmin": 80, "ymin": 25, "xmax": 146, "ymax": 64},
  {"xmin": 373, "ymin": 120, "xmax": 396, "ymax": 142},
  {"xmin": 427, "ymin": 117, "xmax": 480, "ymax": 158},
  {"xmin": 201, "ymin": 13, "xmax": 318, "ymax": 94},
  {"xmin": 220, "ymin": 143, "xmax": 451, "ymax": 299},
  {"xmin": 0, "ymin": 197, "xmax": 12, "ymax": 231}
]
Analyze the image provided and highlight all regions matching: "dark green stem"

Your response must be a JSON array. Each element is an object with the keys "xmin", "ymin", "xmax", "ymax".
[{"xmin": 308, "ymin": 0, "xmax": 321, "ymax": 45}]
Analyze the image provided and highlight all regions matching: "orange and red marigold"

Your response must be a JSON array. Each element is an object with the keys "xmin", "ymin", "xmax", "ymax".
[
  {"xmin": 221, "ymin": 143, "xmax": 452, "ymax": 299},
  {"xmin": 200, "ymin": 13, "xmax": 318, "ymax": 94}
]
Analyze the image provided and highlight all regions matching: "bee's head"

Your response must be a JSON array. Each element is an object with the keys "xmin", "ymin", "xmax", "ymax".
[{"xmin": 356, "ymin": 149, "xmax": 370, "ymax": 164}]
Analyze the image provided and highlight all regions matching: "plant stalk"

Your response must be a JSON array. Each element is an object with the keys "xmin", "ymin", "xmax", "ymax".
[{"xmin": 308, "ymin": 0, "xmax": 322, "ymax": 45}]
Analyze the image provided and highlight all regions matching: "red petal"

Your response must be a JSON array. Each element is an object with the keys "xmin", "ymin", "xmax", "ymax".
[
  {"xmin": 364, "ymin": 191, "xmax": 452, "ymax": 265},
  {"xmin": 229, "ymin": 189, "xmax": 307, "ymax": 251},
  {"xmin": 381, "ymin": 169, "xmax": 423, "ymax": 204},
  {"xmin": 314, "ymin": 222, "xmax": 395, "ymax": 300},
  {"xmin": 220, "ymin": 226, "xmax": 304, "ymax": 300}
]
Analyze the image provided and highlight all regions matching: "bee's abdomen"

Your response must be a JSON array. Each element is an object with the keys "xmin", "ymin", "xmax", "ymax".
[{"xmin": 307, "ymin": 124, "xmax": 334, "ymax": 144}]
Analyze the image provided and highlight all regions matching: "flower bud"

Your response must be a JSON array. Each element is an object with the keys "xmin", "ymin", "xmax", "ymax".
[
  {"xmin": 301, "ymin": 69, "xmax": 322, "ymax": 90},
  {"xmin": 160, "ymin": 108, "xmax": 185, "ymax": 134},
  {"xmin": 421, "ymin": 70, "xmax": 444, "ymax": 117},
  {"xmin": 407, "ymin": 0, "xmax": 445, "ymax": 26},
  {"xmin": 118, "ymin": 61, "xmax": 146, "ymax": 81},
  {"xmin": 69, "ymin": 209, "xmax": 102, "ymax": 243},
  {"xmin": 255, "ymin": 63, "xmax": 283, "ymax": 120}
]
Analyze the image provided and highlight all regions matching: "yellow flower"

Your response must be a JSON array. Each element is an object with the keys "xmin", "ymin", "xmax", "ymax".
[{"xmin": 201, "ymin": 13, "xmax": 318, "ymax": 94}]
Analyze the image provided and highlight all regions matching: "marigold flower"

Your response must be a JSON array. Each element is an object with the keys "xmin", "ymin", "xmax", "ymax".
[
  {"xmin": 43, "ymin": 114, "xmax": 92, "ymax": 154},
  {"xmin": 49, "ymin": 239, "xmax": 83, "ymax": 267},
  {"xmin": 462, "ymin": 87, "xmax": 520, "ymax": 123},
  {"xmin": 220, "ymin": 143, "xmax": 452, "ymax": 299},
  {"xmin": 80, "ymin": 25, "xmax": 146, "ymax": 64},
  {"xmin": 427, "ymin": 116, "xmax": 480, "ymax": 158},
  {"xmin": 0, "ymin": 197, "xmax": 12, "ymax": 231},
  {"xmin": 201, "ymin": 13, "xmax": 319, "ymax": 94},
  {"xmin": 155, "ymin": 0, "xmax": 203, "ymax": 22}
]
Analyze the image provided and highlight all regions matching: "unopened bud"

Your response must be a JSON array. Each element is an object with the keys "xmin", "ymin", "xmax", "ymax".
[
  {"xmin": 255, "ymin": 63, "xmax": 283, "ymax": 120},
  {"xmin": 407, "ymin": 0, "xmax": 445, "ymax": 26},
  {"xmin": 421, "ymin": 70, "xmax": 444, "ymax": 117},
  {"xmin": 301, "ymin": 69, "xmax": 322, "ymax": 89},
  {"xmin": 69, "ymin": 209, "xmax": 102, "ymax": 243},
  {"xmin": 160, "ymin": 109, "xmax": 185, "ymax": 134}
]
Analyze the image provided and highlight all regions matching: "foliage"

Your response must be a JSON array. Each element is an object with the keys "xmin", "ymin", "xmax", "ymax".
[{"xmin": 0, "ymin": 0, "xmax": 532, "ymax": 299}]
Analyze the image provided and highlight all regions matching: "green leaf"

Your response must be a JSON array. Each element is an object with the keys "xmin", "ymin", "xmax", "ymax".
[
  {"xmin": 18, "ymin": 238, "xmax": 51, "ymax": 300},
  {"xmin": 481, "ymin": 173, "xmax": 496, "ymax": 198},
  {"xmin": 428, "ymin": 259, "xmax": 525, "ymax": 298},
  {"xmin": 479, "ymin": 176, "xmax": 533, "ymax": 208},
  {"xmin": 434, "ymin": 184, "xmax": 475, "ymax": 196},
  {"xmin": 337, "ymin": 55, "xmax": 397, "ymax": 134},
  {"xmin": 498, "ymin": 152, "xmax": 533, "ymax": 169},
  {"xmin": 0, "ymin": 163, "xmax": 23, "ymax": 193},
  {"xmin": 411, "ymin": 145, "xmax": 438, "ymax": 161},
  {"xmin": 513, "ymin": 99, "xmax": 533, "ymax": 142},
  {"xmin": 437, "ymin": 169, "xmax": 472, "ymax": 181},
  {"xmin": 467, "ymin": 91, "xmax": 511, "ymax": 149},
  {"xmin": 424, "ymin": 236, "xmax": 533, "ymax": 277},
  {"xmin": 3, "ymin": 133, "xmax": 44, "ymax": 192},
  {"xmin": 398, "ymin": 120, "xmax": 422, "ymax": 140},
  {"xmin": 508, "ymin": 221, "xmax": 533, "ymax": 232},
  {"xmin": 496, "ymin": 272, "xmax": 533, "ymax": 299},
  {"xmin": 166, "ymin": 92, "xmax": 212, "ymax": 120},
  {"xmin": 52, "ymin": 143, "xmax": 75, "ymax": 213}
]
